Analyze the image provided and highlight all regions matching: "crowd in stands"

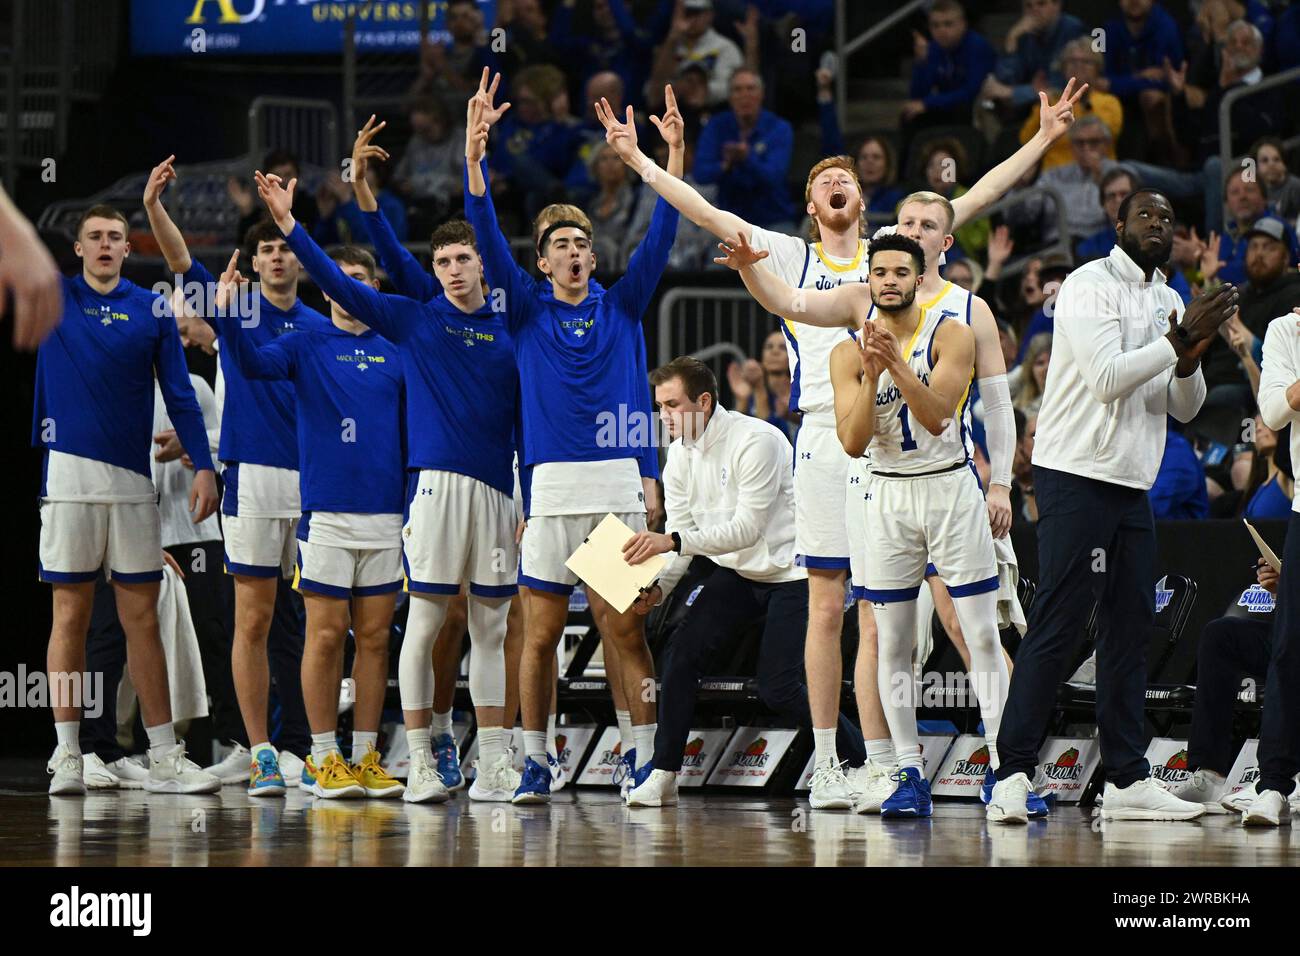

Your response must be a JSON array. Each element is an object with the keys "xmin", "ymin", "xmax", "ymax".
[{"xmin": 217, "ymin": 0, "xmax": 1300, "ymax": 526}]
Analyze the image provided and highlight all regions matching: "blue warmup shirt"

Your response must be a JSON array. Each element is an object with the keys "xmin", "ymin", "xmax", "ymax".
[
  {"xmin": 216, "ymin": 301, "xmax": 405, "ymax": 516},
  {"xmin": 694, "ymin": 109, "xmax": 796, "ymax": 228},
  {"xmin": 360, "ymin": 202, "xmax": 658, "ymax": 485},
  {"xmin": 184, "ymin": 259, "xmax": 329, "ymax": 468},
  {"xmin": 33, "ymin": 274, "xmax": 215, "ymax": 478},
  {"xmin": 1103, "ymin": 6, "xmax": 1184, "ymax": 98},
  {"xmin": 464, "ymin": 160, "xmax": 675, "ymax": 479},
  {"xmin": 285, "ymin": 222, "xmax": 518, "ymax": 499}
]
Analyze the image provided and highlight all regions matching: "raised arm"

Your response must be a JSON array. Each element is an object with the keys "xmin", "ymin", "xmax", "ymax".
[
  {"xmin": 866, "ymin": 319, "xmax": 974, "ymax": 437},
  {"xmin": 142, "ymin": 155, "xmax": 193, "ymax": 275},
  {"xmin": 951, "ymin": 79, "xmax": 1089, "ymax": 230},
  {"xmin": 714, "ymin": 231, "xmax": 866, "ymax": 328},
  {"xmin": 596, "ymin": 94, "xmax": 749, "ymax": 241},
  {"xmin": 830, "ymin": 336, "xmax": 878, "ymax": 458}
]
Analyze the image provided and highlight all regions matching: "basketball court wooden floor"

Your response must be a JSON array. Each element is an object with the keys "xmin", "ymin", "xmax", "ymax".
[{"xmin": 0, "ymin": 773, "xmax": 1294, "ymax": 867}]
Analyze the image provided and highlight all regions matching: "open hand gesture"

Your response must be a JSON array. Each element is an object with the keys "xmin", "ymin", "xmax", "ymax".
[
  {"xmin": 351, "ymin": 114, "xmax": 390, "ymax": 184},
  {"xmin": 144, "ymin": 155, "xmax": 177, "ymax": 207},
  {"xmin": 253, "ymin": 169, "xmax": 296, "ymax": 229},
  {"xmin": 595, "ymin": 97, "xmax": 641, "ymax": 163},
  {"xmin": 1037, "ymin": 76, "xmax": 1089, "ymax": 142},
  {"xmin": 713, "ymin": 232, "xmax": 768, "ymax": 271}
]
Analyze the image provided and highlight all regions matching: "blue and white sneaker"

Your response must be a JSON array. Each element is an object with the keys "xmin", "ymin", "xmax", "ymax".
[
  {"xmin": 432, "ymin": 733, "xmax": 464, "ymax": 791},
  {"xmin": 512, "ymin": 756, "xmax": 552, "ymax": 805},
  {"xmin": 880, "ymin": 767, "xmax": 932, "ymax": 818},
  {"xmin": 612, "ymin": 747, "xmax": 637, "ymax": 796},
  {"xmin": 547, "ymin": 753, "xmax": 568, "ymax": 793},
  {"xmin": 247, "ymin": 748, "xmax": 286, "ymax": 798},
  {"xmin": 625, "ymin": 758, "xmax": 655, "ymax": 801},
  {"xmin": 982, "ymin": 769, "xmax": 1050, "ymax": 818}
]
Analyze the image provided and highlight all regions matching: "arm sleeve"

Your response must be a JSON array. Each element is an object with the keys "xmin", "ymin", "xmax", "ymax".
[
  {"xmin": 978, "ymin": 374, "xmax": 1014, "ymax": 488},
  {"xmin": 1054, "ymin": 276, "xmax": 1179, "ymax": 404},
  {"xmin": 463, "ymin": 158, "xmax": 539, "ymax": 332},
  {"xmin": 608, "ymin": 195, "xmax": 678, "ymax": 321},
  {"xmin": 360, "ymin": 208, "xmax": 438, "ymax": 302},
  {"xmin": 154, "ymin": 305, "xmax": 216, "ymax": 473},
  {"xmin": 283, "ymin": 222, "xmax": 411, "ymax": 342},
  {"xmin": 1259, "ymin": 320, "xmax": 1299, "ymax": 431},
  {"xmin": 1166, "ymin": 361, "xmax": 1207, "ymax": 423},
  {"xmin": 193, "ymin": 375, "xmax": 221, "ymax": 458},
  {"xmin": 654, "ymin": 448, "xmax": 698, "ymax": 599},
  {"xmin": 676, "ymin": 435, "xmax": 784, "ymax": 557}
]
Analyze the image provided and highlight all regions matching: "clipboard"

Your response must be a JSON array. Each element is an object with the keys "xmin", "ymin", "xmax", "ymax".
[
  {"xmin": 1244, "ymin": 519, "xmax": 1282, "ymax": 572},
  {"xmin": 564, "ymin": 513, "xmax": 669, "ymax": 614}
]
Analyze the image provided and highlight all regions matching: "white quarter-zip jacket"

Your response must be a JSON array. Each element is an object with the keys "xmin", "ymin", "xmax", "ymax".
[{"xmin": 1257, "ymin": 312, "xmax": 1300, "ymax": 513}]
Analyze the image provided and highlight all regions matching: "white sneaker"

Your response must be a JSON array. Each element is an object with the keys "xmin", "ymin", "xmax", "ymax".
[
  {"xmin": 808, "ymin": 760, "xmax": 855, "ymax": 810},
  {"xmin": 202, "ymin": 742, "xmax": 251, "ymax": 785},
  {"xmin": 1220, "ymin": 783, "xmax": 1257, "ymax": 813},
  {"xmin": 1100, "ymin": 776, "xmax": 1205, "ymax": 821},
  {"xmin": 47, "ymin": 745, "xmax": 86, "ymax": 796},
  {"xmin": 143, "ymin": 743, "xmax": 222, "ymax": 794},
  {"xmin": 108, "ymin": 756, "xmax": 150, "ymax": 790},
  {"xmin": 81, "ymin": 753, "xmax": 120, "ymax": 790},
  {"xmin": 550, "ymin": 755, "xmax": 568, "ymax": 793},
  {"xmin": 278, "ymin": 750, "xmax": 305, "ymax": 789},
  {"xmin": 468, "ymin": 750, "xmax": 521, "ymax": 802},
  {"xmin": 338, "ymin": 677, "xmax": 355, "ymax": 715},
  {"xmin": 851, "ymin": 762, "xmax": 896, "ymax": 815},
  {"xmin": 987, "ymin": 772, "xmax": 1031, "ymax": 824},
  {"xmin": 1167, "ymin": 769, "xmax": 1228, "ymax": 813},
  {"xmin": 403, "ymin": 750, "xmax": 451, "ymax": 804},
  {"xmin": 1242, "ymin": 788, "xmax": 1291, "ymax": 827},
  {"xmin": 626, "ymin": 768, "xmax": 679, "ymax": 807}
]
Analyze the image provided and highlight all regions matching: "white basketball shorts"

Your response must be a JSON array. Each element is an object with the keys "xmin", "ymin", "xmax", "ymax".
[{"xmin": 403, "ymin": 469, "xmax": 518, "ymax": 598}]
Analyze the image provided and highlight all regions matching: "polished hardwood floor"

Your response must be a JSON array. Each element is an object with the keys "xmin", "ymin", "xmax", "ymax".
[{"xmin": 1, "ymin": 767, "xmax": 1294, "ymax": 867}]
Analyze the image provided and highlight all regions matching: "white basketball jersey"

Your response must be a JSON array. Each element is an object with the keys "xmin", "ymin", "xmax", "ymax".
[
  {"xmin": 863, "ymin": 302, "xmax": 973, "ymax": 476},
  {"xmin": 918, "ymin": 280, "xmax": 976, "ymax": 461},
  {"xmin": 747, "ymin": 228, "xmax": 869, "ymax": 421}
]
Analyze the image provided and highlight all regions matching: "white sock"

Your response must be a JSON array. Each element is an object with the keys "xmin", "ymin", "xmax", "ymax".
[
  {"xmin": 431, "ymin": 709, "xmax": 453, "ymax": 738},
  {"xmin": 633, "ymin": 723, "xmax": 656, "ymax": 770},
  {"xmin": 985, "ymin": 741, "xmax": 1000, "ymax": 772},
  {"xmin": 311, "ymin": 732, "xmax": 339, "ymax": 765},
  {"xmin": 407, "ymin": 728, "xmax": 433, "ymax": 760},
  {"xmin": 813, "ymin": 727, "xmax": 839, "ymax": 767},
  {"xmin": 145, "ymin": 721, "xmax": 176, "ymax": 756},
  {"xmin": 523, "ymin": 730, "xmax": 549, "ymax": 767},
  {"xmin": 897, "ymin": 744, "xmax": 923, "ymax": 771},
  {"xmin": 866, "ymin": 738, "xmax": 896, "ymax": 769},
  {"xmin": 546, "ymin": 713, "xmax": 558, "ymax": 760},
  {"xmin": 615, "ymin": 708, "xmax": 634, "ymax": 755},
  {"xmin": 54, "ymin": 721, "xmax": 80, "ymax": 755},
  {"xmin": 351, "ymin": 731, "xmax": 378, "ymax": 764},
  {"xmin": 478, "ymin": 726, "xmax": 504, "ymax": 761}
]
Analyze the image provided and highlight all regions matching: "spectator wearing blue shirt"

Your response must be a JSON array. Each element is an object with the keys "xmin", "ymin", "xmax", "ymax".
[
  {"xmin": 1243, "ymin": 418, "xmax": 1294, "ymax": 520},
  {"xmin": 1277, "ymin": 3, "xmax": 1300, "ymax": 71},
  {"xmin": 1216, "ymin": 169, "xmax": 1300, "ymax": 287},
  {"xmin": 549, "ymin": 0, "xmax": 669, "ymax": 111},
  {"xmin": 409, "ymin": 0, "xmax": 500, "ymax": 107},
  {"xmin": 695, "ymin": 67, "xmax": 796, "ymax": 232},
  {"xmin": 984, "ymin": 0, "xmax": 1087, "ymax": 109},
  {"xmin": 1077, "ymin": 167, "xmax": 1137, "ymax": 261},
  {"xmin": 313, "ymin": 164, "xmax": 407, "ymax": 248},
  {"xmin": 1151, "ymin": 421, "xmax": 1211, "ymax": 519},
  {"xmin": 490, "ymin": 64, "xmax": 584, "ymax": 222},
  {"xmin": 813, "ymin": 71, "xmax": 904, "ymax": 222},
  {"xmin": 902, "ymin": 0, "xmax": 997, "ymax": 128},
  {"xmin": 1102, "ymin": 0, "xmax": 1184, "ymax": 164}
]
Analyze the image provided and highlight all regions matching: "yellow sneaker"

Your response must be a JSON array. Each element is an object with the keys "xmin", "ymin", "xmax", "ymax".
[
  {"xmin": 352, "ymin": 747, "xmax": 405, "ymax": 799},
  {"xmin": 306, "ymin": 752, "xmax": 365, "ymax": 799}
]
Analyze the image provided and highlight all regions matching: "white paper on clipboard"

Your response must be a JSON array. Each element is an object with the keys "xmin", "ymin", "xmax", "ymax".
[
  {"xmin": 564, "ymin": 513, "xmax": 669, "ymax": 614},
  {"xmin": 1244, "ymin": 519, "xmax": 1282, "ymax": 572}
]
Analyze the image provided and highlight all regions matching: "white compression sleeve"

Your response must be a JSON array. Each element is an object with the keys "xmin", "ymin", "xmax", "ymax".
[
  {"xmin": 398, "ymin": 595, "xmax": 449, "ymax": 711},
  {"xmin": 873, "ymin": 599, "xmax": 922, "ymax": 770},
  {"xmin": 978, "ymin": 374, "xmax": 1014, "ymax": 489},
  {"xmin": 949, "ymin": 589, "xmax": 1009, "ymax": 769},
  {"xmin": 466, "ymin": 595, "xmax": 510, "ymax": 708}
]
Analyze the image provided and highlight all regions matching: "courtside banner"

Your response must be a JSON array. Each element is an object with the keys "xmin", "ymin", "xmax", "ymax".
[
  {"xmin": 551, "ymin": 725, "xmax": 597, "ymax": 781},
  {"xmin": 1035, "ymin": 737, "xmax": 1100, "ymax": 803},
  {"xmin": 707, "ymin": 728, "xmax": 799, "ymax": 786},
  {"xmin": 1145, "ymin": 738, "xmax": 1193, "ymax": 788},
  {"xmin": 931, "ymin": 734, "xmax": 992, "ymax": 798},
  {"xmin": 131, "ymin": 0, "xmax": 498, "ymax": 56},
  {"xmin": 576, "ymin": 727, "xmax": 627, "ymax": 786},
  {"xmin": 677, "ymin": 729, "xmax": 734, "ymax": 787},
  {"xmin": 795, "ymin": 751, "xmax": 816, "ymax": 791},
  {"xmin": 1224, "ymin": 739, "xmax": 1261, "ymax": 799}
]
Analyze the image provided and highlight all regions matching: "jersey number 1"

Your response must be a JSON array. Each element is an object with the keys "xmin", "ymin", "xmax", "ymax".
[{"xmin": 897, "ymin": 405, "xmax": 918, "ymax": 452}]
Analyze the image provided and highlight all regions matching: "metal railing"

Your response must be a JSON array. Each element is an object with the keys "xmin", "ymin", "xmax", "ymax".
[
  {"xmin": 1219, "ymin": 65, "xmax": 1300, "ymax": 224},
  {"xmin": 657, "ymin": 287, "xmax": 782, "ymax": 371},
  {"xmin": 247, "ymin": 97, "xmax": 340, "ymax": 171},
  {"xmin": 833, "ymin": 0, "xmax": 928, "ymax": 130}
]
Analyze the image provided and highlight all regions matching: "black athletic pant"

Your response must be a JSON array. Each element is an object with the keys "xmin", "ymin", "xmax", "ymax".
[
  {"xmin": 1187, "ymin": 615, "xmax": 1271, "ymax": 776},
  {"xmin": 1259, "ymin": 512, "xmax": 1300, "ymax": 796},
  {"xmin": 996, "ymin": 466, "xmax": 1156, "ymax": 787},
  {"xmin": 653, "ymin": 566, "xmax": 866, "ymax": 772},
  {"xmin": 266, "ymin": 576, "xmax": 309, "ymax": 757}
]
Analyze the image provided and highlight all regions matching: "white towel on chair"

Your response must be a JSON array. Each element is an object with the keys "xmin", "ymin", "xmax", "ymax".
[
  {"xmin": 116, "ymin": 563, "xmax": 210, "ymax": 726},
  {"xmin": 994, "ymin": 535, "xmax": 1027, "ymax": 636}
]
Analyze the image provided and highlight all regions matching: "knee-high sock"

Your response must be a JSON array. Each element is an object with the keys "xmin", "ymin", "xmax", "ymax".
[
  {"xmin": 951, "ymin": 589, "xmax": 1008, "ymax": 769},
  {"xmin": 874, "ymin": 599, "xmax": 922, "ymax": 770},
  {"xmin": 467, "ymin": 596, "xmax": 509, "ymax": 710},
  {"xmin": 399, "ymin": 596, "xmax": 448, "ymax": 711}
]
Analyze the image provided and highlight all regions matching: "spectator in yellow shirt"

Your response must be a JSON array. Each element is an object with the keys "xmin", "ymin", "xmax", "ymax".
[{"xmin": 1020, "ymin": 38, "xmax": 1122, "ymax": 171}]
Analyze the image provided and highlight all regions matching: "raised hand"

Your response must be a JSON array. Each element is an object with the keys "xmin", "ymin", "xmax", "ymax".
[
  {"xmin": 226, "ymin": 176, "xmax": 255, "ymax": 215},
  {"xmin": 253, "ymin": 169, "xmax": 296, "ymax": 229},
  {"xmin": 649, "ymin": 84, "xmax": 684, "ymax": 151},
  {"xmin": 1172, "ymin": 283, "xmax": 1239, "ymax": 349},
  {"xmin": 855, "ymin": 327, "xmax": 886, "ymax": 381},
  {"xmin": 986, "ymin": 224, "xmax": 1014, "ymax": 269},
  {"xmin": 214, "ymin": 248, "xmax": 246, "ymax": 316},
  {"xmin": 912, "ymin": 30, "xmax": 929, "ymax": 61},
  {"xmin": 712, "ymin": 232, "xmax": 768, "ymax": 271},
  {"xmin": 351, "ymin": 114, "xmax": 390, "ymax": 186},
  {"xmin": 144, "ymin": 155, "xmax": 177, "ymax": 207},
  {"xmin": 726, "ymin": 360, "xmax": 756, "ymax": 404},
  {"xmin": 595, "ymin": 97, "xmax": 640, "ymax": 163},
  {"xmin": 1037, "ymin": 76, "xmax": 1089, "ymax": 142},
  {"xmin": 469, "ymin": 67, "xmax": 512, "ymax": 129},
  {"xmin": 1199, "ymin": 230, "xmax": 1225, "ymax": 282}
]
